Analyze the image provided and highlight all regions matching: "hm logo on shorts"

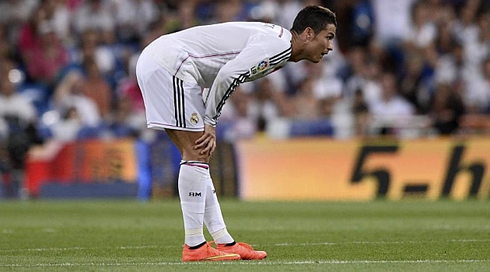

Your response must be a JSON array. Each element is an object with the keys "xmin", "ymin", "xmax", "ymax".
[{"xmin": 189, "ymin": 192, "xmax": 202, "ymax": 197}]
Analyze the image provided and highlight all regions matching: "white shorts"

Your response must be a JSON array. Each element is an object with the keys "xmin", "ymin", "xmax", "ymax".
[{"xmin": 136, "ymin": 52, "xmax": 205, "ymax": 132}]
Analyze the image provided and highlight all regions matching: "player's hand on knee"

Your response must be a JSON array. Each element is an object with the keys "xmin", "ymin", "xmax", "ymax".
[{"xmin": 195, "ymin": 124, "xmax": 216, "ymax": 156}]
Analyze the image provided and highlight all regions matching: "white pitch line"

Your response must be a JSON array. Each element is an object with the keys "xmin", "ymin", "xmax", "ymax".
[
  {"xmin": 1, "ymin": 259, "xmax": 489, "ymax": 268},
  {"xmin": 274, "ymin": 239, "xmax": 490, "ymax": 246},
  {"xmin": 451, "ymin": 239, "xmax": 490, "ymax": 242},
  {"xmin": 1, "ymin": 239, "xmax": 489, "ymax": 253},
  {"xmin": 0, "ymin": 245, "xmax": 165, "ymax": 253}
]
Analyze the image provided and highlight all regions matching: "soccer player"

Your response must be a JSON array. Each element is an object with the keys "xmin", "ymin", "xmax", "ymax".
[{"xmin": 136, "ymin": 5, "xmax": 337, "ymax": 262}]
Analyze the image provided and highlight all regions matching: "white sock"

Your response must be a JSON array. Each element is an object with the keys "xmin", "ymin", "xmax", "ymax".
[
  {"xmin": 210, "ymin": 227, "xmax": 234, "ymax": 245},
  {"xmin": 203, "ymin": 172, "xmax": 234, "ymax": 244},
  {"xmin": 178, "ymin": 162, "xmax": 208, "ymax": 247}
]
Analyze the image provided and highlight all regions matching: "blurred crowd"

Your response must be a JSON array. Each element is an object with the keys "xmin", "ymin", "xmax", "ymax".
[{"xmin": 0, "ymin": 0, "xmax": 489, "ymax": 172}]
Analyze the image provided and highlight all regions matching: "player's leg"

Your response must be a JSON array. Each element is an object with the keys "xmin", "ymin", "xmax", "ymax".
[
  {"xmin": 203, "ymin": 177, "xmax": 234, "ymax": 244},
  {"xmin": 161, "ymin": 80, "xmax": 267, "ymax": 260},
  {"xmin": 204, "ymin": 167, "xmax": 267, "ymax": 260},
  {"xmin": 166, "ymin": 128, "xmax": 241, "ymax": 261},
  {"xmin": 165, "ymin": 129, "xmax": 209, "ymax": 247},
  {"xmin": 166, "ymin": 131, "xmax": 235, "ymax": 246},
  {"xmin": 136, "ymin": 54, "xmax": 239, "ymax": 261}
]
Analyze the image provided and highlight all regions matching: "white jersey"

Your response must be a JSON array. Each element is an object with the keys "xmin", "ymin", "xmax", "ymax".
[{"xmin": 140, "ymin": 21, "xmax": 292, "ymax": 126}]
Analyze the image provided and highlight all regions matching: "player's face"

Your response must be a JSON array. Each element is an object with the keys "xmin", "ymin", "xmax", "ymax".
[{"xmin": 305, "ymin": 24, "xmax": 336, "ymax": 63}]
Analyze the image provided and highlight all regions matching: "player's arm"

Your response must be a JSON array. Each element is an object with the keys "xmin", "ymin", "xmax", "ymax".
[
  {"xmin": 204, "ymin": 36, "xmax": 290, "ymax": 127},
  {"xmin": 195, "ymin": 45, "xmax": 266, "ymax": 156},
  {"xmin": 203, "ymin": 52, "xmax": 260, "ymax": 127},
  {"xmin": 196, "ymin": 36, "xmax": 290, "ymax": 155}
]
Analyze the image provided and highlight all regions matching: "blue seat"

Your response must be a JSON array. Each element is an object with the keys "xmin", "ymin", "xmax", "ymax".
[
  {"xmin": 289, "ymin": 119, "xmax": 335, "ymax": 137},
  {"xmin": 17, "ymin": 83, "xmax": 51, "ymax": 115}
]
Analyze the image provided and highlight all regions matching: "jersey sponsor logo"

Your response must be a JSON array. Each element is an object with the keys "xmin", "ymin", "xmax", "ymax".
[
  {"xmin": 250, "ymin": 58, "xmax": 270, "ymax": 75},
  {"xmin": 190, "ymin": 113, "xmax": 199, "ymax": 125}
]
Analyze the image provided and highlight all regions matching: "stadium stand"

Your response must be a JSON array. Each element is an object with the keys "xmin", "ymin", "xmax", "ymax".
[{"xmin": 0, "ymin": 0, "xmax": 488, "ymax": 198}]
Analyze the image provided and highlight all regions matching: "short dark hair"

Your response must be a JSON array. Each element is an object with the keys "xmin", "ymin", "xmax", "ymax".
[{"xmin": 291, "ymin": 6, "xmax": 337, "ymax": 35}]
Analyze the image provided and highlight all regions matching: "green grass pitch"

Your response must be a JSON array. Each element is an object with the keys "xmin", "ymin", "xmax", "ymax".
[{"xmin": 0, "ymin": 199, "xmax": 489, "ymax": 271}]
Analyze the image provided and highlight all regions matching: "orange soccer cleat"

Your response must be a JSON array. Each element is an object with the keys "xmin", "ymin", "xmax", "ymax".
[
  {"xmin": 217, "ymin": 242, "xmax": 267, "ymax": 260},
  {"xmin": 182, "ymin": 242, "xmax": 241, "ymax": 262}
]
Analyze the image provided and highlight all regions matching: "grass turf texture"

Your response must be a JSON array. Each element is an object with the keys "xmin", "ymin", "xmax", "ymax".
[{"xmin": 0, "ymin": 199, "xmax": 489, "ymax": 271}]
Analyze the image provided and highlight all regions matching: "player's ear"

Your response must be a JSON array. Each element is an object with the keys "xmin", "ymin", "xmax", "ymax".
[
  {"xmin": 304, "ymin": 27, "xmax": 315, "ymax": 41},
  {"xmin": 296, "ymin": 27, "xmax": 315, "ymax": 43}
]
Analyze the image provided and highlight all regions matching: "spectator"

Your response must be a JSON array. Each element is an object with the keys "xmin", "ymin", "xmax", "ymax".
[
  {"xmin": 74, "ymin": 0, "xmax": 114, "ymax": 35},
  {"xmin": 0, "ymin": 0, "xmax": 38, "ymax": 45},
  {"xmin": 105, "ymin": 95, "xmax": 143, "ymax": 138},
  {"xmin": 457, "ymin": 3, "xmax": 488, "ymax": 77},
  {"xmin": 304, "ymin": 61, "xmax": 343, "ymax": 102},
  {"xmin": 430, "ymin": 82, "xmax": 465, "ymax": 135},
  {"xmin": 46, "ymin": 0, "xmax": 73, "ymax": 46},
  {"xmin": 0, "ymin": 75, "xmax": 41, "ymax": 196},
  {"xmin": 0, "ymin": 76, "xmax": 37, "ymax": 132},
  {"xmin": 50, "ymin": 106, "xmax": 83, "ymax": 141},
  {"xmin": 80, "ymin": 59, "xmax": 113, "ymax": 120},
  {"xmin": 140, "ymin": 18, "xmax": 170, "ymax": 48},
  {"xmin": 464, "ymin": 57, "xmax": 490, "ymax": 114},
  {"xmin": 53, "ymin": 70, "xmax": 101, "ymax": 127},
  {"xmin": 78, "ymin": 29, "xmax": 116, "ymax": 79},
  {"xmin": 20, "ymin": 20, "xmax": 69, "ymax": 85},
  {"xmin": 289, "ymin": 61, "xmax": 342, "ymax": 121},
  {"xmin": 0, "ymin": 141, "xmax": 12, "ymax": 196},
  {"xmin": 219, "ymin": 87, "xmax": 257, "ymax": 141},
  {"xmin": 290, "ymin": 77, "xmax": 321, "ymax": 120},
  {"xmin": 453, "ymin": 0, "xmax": 480, "ymax": 43},
  {"xmin": 399, "ymin": 52, "xmax": 431, "ymax": 114},
  {"xmin": 17, "ymin": 3, "xmax": 71, "ymax": 85},
  {"xmin": 17, "ymin": 4, "xmax": 45, "ymax": 59},
  {"xmin": 213, "ymin": 0, "xmax": 248, "ymax": 23},
  {"xmin": 248, "ymin": 77, "xmax": 293, "ymax": 131},
  {"xmin": 404, "ymin": 0, "xmax": 437, "ymax": 53},
  {"xmin": 351, "ymin": 88, "xmax": 370, "ymax": 136},
  {"xmin": 369, "ymin": 72, "xmax": 415, "ymax": 135},
  {"xmin": 346, "ymin": 50, "xmax": 383, "ymax": 108},
  {"xmin": 116, "ymin": 53, "xmax": 145, "ymax": 115},
  {"xmin": 371, "ymin": 0, "xmax": 415, "ymax": 47},
  {"xmin": 433, "ymin": 7, "xmax": 458, "ymax": 56},
  {"xmin": 0, "ymin": 0, "xmax": 487, "ymax": 150},
  {"xmin": 0, "ymin": 26, "xmax": 17, "ymax": 69},
  {"xmin": 110, "ymin": 0, "xmax": 159, "ymax": 43},
  {"xmin": 343, "ymin": 46, "xmax": 366, "ymax": 80},
  {"xmin": 275, "ymin": 0, "xmax": 321, "ymax": 29},
  {"xmin": 0, "ymin": 118, "xmax": 7, "ymax": 141},
  {"xmin": 334, "ymin": 0, "xmax": 374, "ymax": 50}
]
